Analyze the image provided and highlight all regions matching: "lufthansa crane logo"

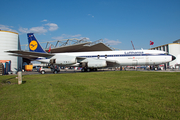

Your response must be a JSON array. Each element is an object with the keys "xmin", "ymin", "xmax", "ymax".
[{"xmin": 29, "ymin": 40, "xmax": 38, "ymax": 50}]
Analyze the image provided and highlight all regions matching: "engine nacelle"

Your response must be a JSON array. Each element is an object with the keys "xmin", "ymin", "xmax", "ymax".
[
  {"xmin": 50, "ymin": 55, "xmax": 77, "ymax": 65},
  {"xmin": 87, "ymin": 59, "xmax": 107, "ymax": 68}
]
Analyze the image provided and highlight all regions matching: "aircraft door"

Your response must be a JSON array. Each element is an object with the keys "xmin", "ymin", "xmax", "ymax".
[
  {"xmin": 132, "ymin": 60, "xmax": 138, "ymax": 66},
  {"xmin": 146, "ymin": 56, "xmax": 149, "ymax": 65}
]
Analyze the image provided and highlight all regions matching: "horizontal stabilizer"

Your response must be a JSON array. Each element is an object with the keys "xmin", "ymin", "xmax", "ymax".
[{"xmin": 6, "ymin": 50, "xmax": 54, "ymax": 58}]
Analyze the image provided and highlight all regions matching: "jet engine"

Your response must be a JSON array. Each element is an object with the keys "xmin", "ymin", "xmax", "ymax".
[
  {"xmin": 87, "ymin": 59, "xmax": 107, "ymax": 68},
  {"xmin": 50, "ymin": 55, "xmax": 77, "ymax": 65}
]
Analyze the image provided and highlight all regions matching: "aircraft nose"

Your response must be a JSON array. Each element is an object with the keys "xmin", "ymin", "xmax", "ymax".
[{"xmin": 172, "ymin": 55, "xmax": 176, "ymax": 61}]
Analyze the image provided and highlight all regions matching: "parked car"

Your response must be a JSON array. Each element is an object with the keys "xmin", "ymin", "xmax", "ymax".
[
  {"xmin": 33, "ymin": 66, "xmax": 41, "ymax": 71},
  {"xmin": 39, "ymin": 66, "xmax": 60, "ymax": 74}
]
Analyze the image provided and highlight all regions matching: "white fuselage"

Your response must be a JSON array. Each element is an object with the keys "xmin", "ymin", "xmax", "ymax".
[{"xmin": 36, "ymin": 50, "xmax": 173, "ymax": 67}]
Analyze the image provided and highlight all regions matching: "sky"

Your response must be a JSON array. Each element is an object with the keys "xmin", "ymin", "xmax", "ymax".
[{"xmin": 0, "ymin": 0, "xmax": 180, "ymax": 50}]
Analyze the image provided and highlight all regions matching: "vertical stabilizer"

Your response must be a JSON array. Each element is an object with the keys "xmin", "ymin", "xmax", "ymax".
[{"xmin": 27, "ymin": 33, "xmax": 46, "ymax": 53}]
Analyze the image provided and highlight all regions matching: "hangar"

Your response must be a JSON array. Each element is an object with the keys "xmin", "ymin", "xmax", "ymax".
[{"xmin": 150, "ymin": 39, "xmax": 180, "ymax": 68}]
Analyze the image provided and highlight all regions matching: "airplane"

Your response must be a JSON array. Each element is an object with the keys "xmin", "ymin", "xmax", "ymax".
[{"xmin": 7, "ymin": 33, "xmax": 176, "ymax": 72}]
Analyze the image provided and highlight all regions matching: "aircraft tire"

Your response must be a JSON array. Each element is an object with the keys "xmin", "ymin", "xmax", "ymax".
[
  {"xmin": 41, "ymin": 71, "xmax": 45, "ymax": 74},
  {"xmin": 87, "ymin": 68, "xmax": 91, "ymax": 72},
  {"xmin": 81, "ymin": 68, "xmax": 85, "ymax": 72},
  {"xmin": 81, "ymin": 68, "xmax": 88, "ymax": 72}
]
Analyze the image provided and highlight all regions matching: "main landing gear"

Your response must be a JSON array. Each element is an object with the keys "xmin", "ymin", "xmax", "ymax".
[{"xmin": 81, "ymin": 67, "xmax": 97, "ymax": 72}]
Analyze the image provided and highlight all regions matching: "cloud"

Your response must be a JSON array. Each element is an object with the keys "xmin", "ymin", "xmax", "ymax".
[
  {"xmin": 19, "ymin": 26, "xmax": 47, "ymax": 34},
  {"xmin": 19, "ymin": 27, "xmax": 29, "ymax": 33},
  {"xmin": 19, "ymin": 22, "xmax": 58, "ymax": 34},
  {"xmin": 45, "ymin": 23, "xmax": 58, "ymax": 31},
  {"xmin": 71, "ymin": 34, "xmax": 81, "ymax": 37},
  {"xmin": 52, "ymin": 34, "xmax": 89, "ymax": 40},
  {"xmin": 88, "ymin": 14, "xmax": 94, "ymax": 18},
  {"xmin": 29, "ymin": 26, "xmax": 48, "ymax": 33},
  {"xmin": 104, "ymin": 38, "xmax": 121, "ymax": 45},
  {"xmin": 41, "ymin": 19, "xmax": 48, "ymax": 22},
  {"xmin": 0, "ymin": 24, "xmax": 18, "ymax": 33}
]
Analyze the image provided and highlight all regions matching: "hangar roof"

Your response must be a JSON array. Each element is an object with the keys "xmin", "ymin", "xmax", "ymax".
[
  {"xmin": 43, "ymin": 38, "xmax": 113, "ymax": 53},
  {"xmin": 173, "ymin": 39, "xmax": 180, "ymax": 43},
  {"xmin": 45, "ymin": 42, "xmax": 112, "ymax": 53},
  {"xmin": 22, "ymin": 38, "xmax": 115, "ymax": 53}
]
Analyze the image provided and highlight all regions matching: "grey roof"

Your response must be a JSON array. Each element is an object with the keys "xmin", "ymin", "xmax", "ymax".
[{"xmin": 173, "ymin": 39, "xmax": 180, "ymax": 43}]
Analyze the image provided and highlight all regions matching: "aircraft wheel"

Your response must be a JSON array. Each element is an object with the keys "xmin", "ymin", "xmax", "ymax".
[
  {"xmin": 41, "ymin": 71, "xmax": 45, "ymax": 74},
  {"xmin": 81, "ymin": 68, "xmax": 85, "ymax": 72},
  {"xmin": 54, "ymin": 70, "xmax": 58, "ymax": 74},
  {"xmin": 87, "ymin": 68, "xmax": 91, "ymax": 72}
]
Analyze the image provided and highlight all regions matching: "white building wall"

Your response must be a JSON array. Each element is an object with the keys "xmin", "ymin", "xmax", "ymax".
[
  {"xmin": 0, "ymin": 30, "xmax": 21, "ymax": 71},
  {"xmin": 168, "ymin": 43, "xmax": 180, "ymax": 67}
]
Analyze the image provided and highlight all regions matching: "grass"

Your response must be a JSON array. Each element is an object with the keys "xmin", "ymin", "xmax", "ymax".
[{"xmin": 0, "ymin": 71, "xmax": 180, "ymax": 119}]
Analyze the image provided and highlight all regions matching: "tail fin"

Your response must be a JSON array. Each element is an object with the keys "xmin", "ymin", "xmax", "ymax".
[{"xmin": 27, "ymin": 33, "xmax": 47, "ymax": 53}]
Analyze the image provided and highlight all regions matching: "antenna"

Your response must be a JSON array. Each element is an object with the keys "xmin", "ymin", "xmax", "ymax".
[{"xmin": 131, "ymin": 41, "xmax": 135, "ymax": 50}]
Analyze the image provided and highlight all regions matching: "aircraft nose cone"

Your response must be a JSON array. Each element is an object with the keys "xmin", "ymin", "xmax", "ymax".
[{"xmin": 172, "ymin": 55, "xmax": 176, "ymax": 61}]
